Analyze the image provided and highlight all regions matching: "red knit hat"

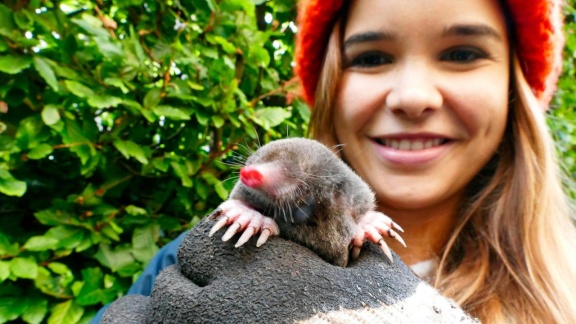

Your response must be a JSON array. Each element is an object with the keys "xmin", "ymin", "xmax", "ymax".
[{"xmin": 294, "ymin": 0, "xmax": 565, "ymax": 110}]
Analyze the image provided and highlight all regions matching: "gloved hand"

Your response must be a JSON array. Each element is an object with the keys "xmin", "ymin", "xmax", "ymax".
[{"xmin": 102, "ymin": 218, "xmax": 477, "ymax": 323}]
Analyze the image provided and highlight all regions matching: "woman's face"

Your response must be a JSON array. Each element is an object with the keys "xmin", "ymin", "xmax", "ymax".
[{"xmin": 335, "ymin": 0, "xmax": 509, "ymax": 214}]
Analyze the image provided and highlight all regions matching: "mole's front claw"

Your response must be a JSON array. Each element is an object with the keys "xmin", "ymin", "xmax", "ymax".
[
  {"xmin": 377, "ymin": 237, "xmax": 394, "ymax": 262},
  {"xmin": 255, "ymin": 218, "xmax": 279, "ymax": 247},
  {"xmin": 235, "ymin": 226, "xmax": 257, "ymax": 247},
  {"xmin": 354, "ymin": 211, "xmax": 406, "ymax": 262},
  {"xmin": 208, "ymin": 199, "xmax": 280, "ymax": 248},
  {"xmin": 386, "ymin": 228, "xmax": 406, "ymax": 247},
  {"xmin": 209, "ymin": 214, "xmax": 230, "ymax": 237}
]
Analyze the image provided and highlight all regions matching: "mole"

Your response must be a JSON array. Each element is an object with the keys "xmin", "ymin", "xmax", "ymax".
[{"xmin": 209, "ymin": 138, "xmax": 405, "ymax": 267}]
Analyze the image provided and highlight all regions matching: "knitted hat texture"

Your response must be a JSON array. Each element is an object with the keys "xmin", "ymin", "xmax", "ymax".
[{"xmin": 295, "ymin": 0, "xmax": 565, "ymax": 109}]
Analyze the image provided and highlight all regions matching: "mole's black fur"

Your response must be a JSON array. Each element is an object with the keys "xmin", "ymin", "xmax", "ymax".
[{"xmin": 227, "ymin": 138, "xmax": 376, "ymax": 266}]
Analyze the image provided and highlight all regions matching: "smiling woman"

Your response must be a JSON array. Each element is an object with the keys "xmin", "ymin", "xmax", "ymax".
[
  {"xmin": 335, "ymin": 0, "xmax": 510, "ymax": 259},
  {"xmin": 300, "ymin": 0, "xmax": 576, "ymax": 322}
]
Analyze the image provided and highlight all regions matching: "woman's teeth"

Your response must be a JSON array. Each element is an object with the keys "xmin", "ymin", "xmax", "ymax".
[{"xmin": 381, "ymin": 138, "xmax": 444, "ymax": 150}]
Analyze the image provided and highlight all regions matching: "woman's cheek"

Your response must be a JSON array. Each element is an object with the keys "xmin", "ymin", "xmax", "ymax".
[
  {"xmin": 443, "ymin": 74, "xmax": 509, "ymax": 137},
  {"xmin": 336, "ymin": 74, "xmax": 381, "ymax": 128}
]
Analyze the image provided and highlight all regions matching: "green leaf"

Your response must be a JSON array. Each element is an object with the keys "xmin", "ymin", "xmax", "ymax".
[
  {"xmin": 41, "ymin": 105, "xmax": 61, "ymax": 125},
  {"xmin": 95, "ymin": 244, "xmax": 135, "ymax": 272},
  {"xmin": 47, "ymin": 262, "xmax": 72, "ymax": 275},
  {"xmin": 0, "ymin": 297, "xmax": 25, "ymax": 323},
  {"xmin": 70, "ymin": 14, "xmax": 109, "ymax": 38},
  {"xmin": 112, "ymin": 139, "xmax": 129, "ymax": 159},
  {"xmin": 0, "ymin": 54, "xmax": 32, "ymax": 74},
  {"xmin": 143, "ymin": 88, "xmax": 162, "ymax": 108},
  {"xmin": 77, "ymin": 286, "xmax": 112, "ymax": 307},
  {"xmin": 87, "ymin": 95, "xmax": 123, "ymax": 109},
  {"xmin": 124, "ymin": 141, "xmax": 148, "ymax": 164},
  {"xmin": 215, "ymin": 182, "xmax": 229, "ymax": 200},
  {"xmin": 0, "ymin": 4, "xmax": 16, "ymax": 36},
  {"xmin": 121, "ymin": 99, "xmax": 144, "ymax": 117},
  {"xmin": 252, "ymin": 46, "xmax": 271, "ymax": 67},
  {"xmin": 94, "ymin": 36, "xmax": 123, "ymax": 59},
  {"xmin": 195, "ymin": 110, "xmax": 209, "ymax": 125},
  {"xmin": 48, "ymin": 300, "xmax": 84, "ymax": 324},
  {"xmin": 10, "ymin": 257, "xmax": 38, "ymax": 279},
  {"xmin": 104, "ymin": 78, "xmax": 129, "ymax": 93},
  {"xmin": 152, "ymin": 105, "xmax": 192, "ymax": 121},
  {"xmin": 152, "ymin": 157, "xmax": 170, "ymax": 172},
  {"xmin": 113, "ymin": 139, "xmax": 148, "ymax": 164},
  {"xmin": 15, "ymin": 115, "xmax": 46, "ymax": 150},
  {"xmin": 206, "ymin": 35, "xmax": 236, "ymax": 54},
  {"xmin": 191, "ymin": 96, "xmax": 214, "ymax": 107},
  {"xmin": 50, "ymin": 62, "xmax": 79, "ymax": 79},
  {"xmin": 0, "ymin": 38, "xmax": 8, "ymax": 52},
  {"xmin": 63, "ymin": 119, "xmax": 94, "ymax": 166},
  {"xmin": 253, "ymin": 107, "xmax": 292, "ymax": 129},
  {"xmin": 100, "ymin": 224, "xmax": 121, "ymax": 241},
  {"xmin": 75, "ymin": 235, "xmax": 94, "ymax": 253},
  {"xmin": 116, "ymin": 262, "xmax": 141, "ymax": 277},
  {"xmin": 27, "ymin": 143, "xmax": 54, "ymax": 160},
  {"xmin": 34, "ymin": 209, "xmax": 78, "ymax": 226},
  {"xmin": 76, "ymin": 267, "xmax": 115, "ymax": 306},
  {"xmin": 13, "ymin": 11, "xmax": 33, "ymax": 30},
  {"xmin": 132, "ymin": 225, "xmax": 159, "ymax": 263},
  {"xmin": 0, "ymin": 168, "xmax": 27, "ymax": 197},
  {"xmin": 187, "ymin": 81, "xmax": 204, "ymax": 91},
  {"xmin": 141, "ymin": 109, "xmax": 157, "ymax": 122},
  {"xmin": 125, "ymin": 205, "xmax": 147, "ymax": 216},
  {"xmin": 0, "ymin": 234, "xmax": 19, "ymax": 256},
  {"xmin": 45, "ymin": 226, "xmax": 86, "ymax": 250},
  {"xmin": 171, "ymin": 161, "xmax": 192, "ymax": 187},
  {"xmin": 212, "ymin": 115, "xmax": 225, "ymax": 128},
  {"xmin": 0, "ymin": 261, "xmax": 9, "ymax": 282},
  {"xmin": 34, "ymin": 266, "xmax": 66, "ymax": 299},
  {"xmin": 33, "ymin": 56, "xmax": 59, "ymax": 91},
  {"xmin": 23, "ymin": 235, "xmax": 59, "ymax": 251},
  {"xmin": 204, "ymin": 0, "xmax": 218, "ymax": 11},
  {"xmin": 22, "ymin": 298, "xmax": 48, "ymax": 324},
  {"xmin": 294, "ymin": 100, "xmax": 311, "ymax": 123},
  {"xmin": 64, "ymin": 80, "xmax": 95, "ymax": 98}
]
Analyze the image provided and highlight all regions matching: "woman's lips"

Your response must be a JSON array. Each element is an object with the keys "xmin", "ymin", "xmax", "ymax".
[
  {"xmin": 376, "ymin": 138, "xmax": 445, "ymax": 150},
  {"xmin": 371, "ymin": 137, "xmax": 452, "ymax": 166}
]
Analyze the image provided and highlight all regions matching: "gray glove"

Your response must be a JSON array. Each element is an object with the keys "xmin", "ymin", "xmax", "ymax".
[{"xmin": 102, "ymin": 218, "xmax": 477, "ymax": 323}]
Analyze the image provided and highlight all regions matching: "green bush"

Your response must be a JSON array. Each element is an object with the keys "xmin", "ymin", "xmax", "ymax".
[
  {"xmin": 0, "ymin": 0, "xmax": 305, "ymax": 322},
  {"xmin": 553, "ymin": 2, "xmax": 576, "ymax": 195},
  {"xmin": 0, "ymin": 0, "xmax": 574, "ymax": 323}
]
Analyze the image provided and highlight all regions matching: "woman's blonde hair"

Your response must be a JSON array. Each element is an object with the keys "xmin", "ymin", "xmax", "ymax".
[{"xmin": 309, "ymin": 10, "xmax": 576, "ymax": 324}]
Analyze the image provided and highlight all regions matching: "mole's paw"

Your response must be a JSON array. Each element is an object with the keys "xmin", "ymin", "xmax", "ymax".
[
  {"xmin": 208, "ymin": 199, "xmax": 279, "ymax": 248},
  {"xmin": 352, "ymin": 211, "xmax": 405, "ymax": 262}
]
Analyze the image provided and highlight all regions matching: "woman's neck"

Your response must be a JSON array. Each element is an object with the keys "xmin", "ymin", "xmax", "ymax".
[{"xmin": 379, "ymin": 200, "xmax": 460, "ymax": 266}]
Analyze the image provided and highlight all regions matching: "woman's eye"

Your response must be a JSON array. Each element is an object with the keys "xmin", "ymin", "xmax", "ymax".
[
  {"xmin": 440, "ymin": 47, "xmax": 488, "ymax": 63},
  {"xmin": 347, "ymin": 52, "xmax": 393, "ymax": 68}
]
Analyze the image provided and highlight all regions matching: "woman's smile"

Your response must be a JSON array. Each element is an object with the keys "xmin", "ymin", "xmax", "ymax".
[{"xmin": 370, "ymin": 134, "xmax": 454, "ymax": 167}]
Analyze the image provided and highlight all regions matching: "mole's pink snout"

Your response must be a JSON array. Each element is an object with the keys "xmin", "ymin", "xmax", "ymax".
[{"xmin": 240, "ymin": 166, "xmax": 263, "ymax": 188}]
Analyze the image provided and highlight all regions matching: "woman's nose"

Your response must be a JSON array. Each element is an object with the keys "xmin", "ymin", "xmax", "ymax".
[{"xmin": 385, "ymin": 62, "xmax": 443, "ymax": 119}]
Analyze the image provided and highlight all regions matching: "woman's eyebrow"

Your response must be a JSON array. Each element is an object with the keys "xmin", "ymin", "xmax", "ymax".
[
  {"xmin": 343, "ymin": 31, "xmax": 396, "ymax": 47},
  {"xmin": 343, "ymin": 23, "xmax": 502, "ymax": 48},
  {"xmin": 442, "ymin": 24, "xmax": 503, "ymax": 41}
]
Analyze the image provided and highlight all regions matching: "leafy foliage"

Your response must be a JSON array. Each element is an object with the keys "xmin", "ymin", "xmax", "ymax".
[
  {"xmin": 553, "ymin": 3, "xmax": 576, "ymax": 197},
  {"xmin": 0, "ymin": 0, "xmax": 575, "ymax": 323},
  {"xmin": 0, "ymin": 0, "xmax": 304, "ymax": 322}
]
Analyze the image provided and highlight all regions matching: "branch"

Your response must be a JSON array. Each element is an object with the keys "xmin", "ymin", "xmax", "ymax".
[
  {"xmin": 249, "ymin": 76, "xmax": 300, "ymax": 107},
  {"xmin": 53, "ymin": 142, "xmax": 103, "ymax": 150},
  {"xmin": 95, "ymin": 174, "xmax": 133, "ymax": 196}
]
